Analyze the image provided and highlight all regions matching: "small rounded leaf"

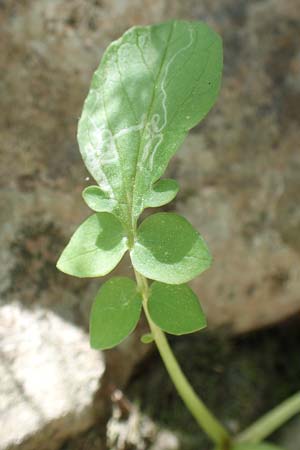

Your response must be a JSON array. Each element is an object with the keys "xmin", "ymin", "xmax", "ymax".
[
  {"xmin": 90, "ymin": 277, "xmax": 142, "ymax": 350},
  {"xmin": 144, "ymin": 179, "xmax": 179, "ymax": 208},
  {"xmin": 148, "ymin": 282, "xmax": 207, "ymax": 335},
  {"xmin": 57, "ymin": 213, "xmax": 127, "ymax": 278},
  {"xmin": 131, "ymin": 213, "xmax": 212, "ymax": 284},
  {"xmin": 82, "ymin": 185, "xmax": 117, "ymax": 213}
]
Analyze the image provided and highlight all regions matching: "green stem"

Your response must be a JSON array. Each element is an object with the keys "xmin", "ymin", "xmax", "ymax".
[
  {"xmin": 235, "ymin": 391, "xmax": 300, "ymax": 444},
  {"xmin": 134, "ymin": 270, "xmax": 231, "ymax": 449}
]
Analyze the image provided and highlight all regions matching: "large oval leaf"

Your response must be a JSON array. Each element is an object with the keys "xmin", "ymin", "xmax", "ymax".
[
  {"xmin": 148, "ymin": 282, "xmax": 207, "ymax": 335},
  {"xmin": 131, "ymin": 213, "xmax": 212, "ymax": 284},
  {"xmin": 57, "ymin": 213, "xmax": 127, "ymax": 277},
  {"xmin": 78, "ymin": 20, "xmax": 222, "ymax": 227},
  {"xmin": 90, "ymin": 277, "xmax": 142, "ymax": 349}
]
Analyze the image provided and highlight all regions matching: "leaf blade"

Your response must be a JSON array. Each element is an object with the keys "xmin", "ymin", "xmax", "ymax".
[
  {"xmin": 90, "ymin": 277, "xmax": 142, "ymax": 349},
  {"xmin": 148, "ymin": 282, "xmax": 207, "ymax": 335},
  {"xmin": 131, "ymin": 212, "xmax": 212, "ymax": 284}
]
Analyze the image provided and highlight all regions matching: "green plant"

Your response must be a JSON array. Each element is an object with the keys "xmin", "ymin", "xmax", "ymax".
[{"xmin": 57, "ymin": 20, "xmax": 300, "ymax": 450}]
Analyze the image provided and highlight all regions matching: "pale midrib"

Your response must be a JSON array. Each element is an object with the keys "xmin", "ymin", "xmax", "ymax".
[
  {"xmin": 100, "ymin": 66, "xmax": 129, "ymax": 225},
  {"xmin": 130, "ymin": 21, "xmax": 175, "ymax": 228},
  {"xmin": 115, "ymin": 48, "xmax": 140, "ymax": 227}
]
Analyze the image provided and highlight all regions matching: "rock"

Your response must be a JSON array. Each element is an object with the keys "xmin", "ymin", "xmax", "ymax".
[
  {"xmin": 0, "ymin": 302, "xmax": 105, "ymax": 450},
  {"xmin": 0, "ymin": 0, "xmax": 299, "ymax": 394},
  {"xmin": 171, "ymin": 0, "xmax": 300, "ymax": 333},
  {"xmin": 0, "ymin": 0, "xmax": 167, "ymax": 362},
  {"xmin": 175, "ymin": 134, "xmax": 300, "ymax": 333}
]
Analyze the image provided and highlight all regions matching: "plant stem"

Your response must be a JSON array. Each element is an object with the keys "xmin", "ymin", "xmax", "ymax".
[
  {"xmin": 134, "ymin": 270, "xmax": 231, "ymax": 449},
  {"xmin": 236, "ymin": 391, "xmax": 300, "ymax": 444}
]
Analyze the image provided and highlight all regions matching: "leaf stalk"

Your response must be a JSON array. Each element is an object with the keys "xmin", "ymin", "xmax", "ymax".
[{"xmin": 134, "ymin": 269, "xmax": 231, "ymax": 449}]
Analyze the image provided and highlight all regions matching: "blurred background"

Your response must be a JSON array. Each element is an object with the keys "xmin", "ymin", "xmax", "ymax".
[{"xmin": 0, "ymin": 0, "xmax": 300, "ymax": 449}]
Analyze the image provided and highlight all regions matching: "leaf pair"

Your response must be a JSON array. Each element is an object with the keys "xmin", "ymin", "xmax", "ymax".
[
  {"xmin": 56, "ymin": 211, "xmax": 212, "ymax": 285},
  {"xmin": 90, "ymin": 277, "xmax": 206, "ymax": 349},
  {"xmin": 82, "ymin": 178, "xmax": 179, "ymax": 214}
]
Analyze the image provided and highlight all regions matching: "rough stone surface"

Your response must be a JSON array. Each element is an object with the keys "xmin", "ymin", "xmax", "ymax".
[
  {"xmin": 172, "ymin": 0, "xmax": 300, "ymax": 332},
  {"xmin": 0, "ymin": 302, "xmax": 105, "ymax": 450},
  {"xmin": 0, "ymin": 0, "xmax": 300, "ymax": 447}
]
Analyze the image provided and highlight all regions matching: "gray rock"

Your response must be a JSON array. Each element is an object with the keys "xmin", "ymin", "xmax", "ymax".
[
  {"xmin": 172, "ymin": 0, "xmax": 300, "ymax": 333},
  {"xmin": 175, "ymin": 134, "xmax": 300, "ymax": 333},
  {"xmin": 0, "ymin": 302, "xmax": 105, "ymax": 450}
]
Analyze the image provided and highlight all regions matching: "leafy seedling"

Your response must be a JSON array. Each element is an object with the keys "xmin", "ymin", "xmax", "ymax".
[{"xmin": 57, "ymin": 19, "xmax": 221, "ymax": 346}]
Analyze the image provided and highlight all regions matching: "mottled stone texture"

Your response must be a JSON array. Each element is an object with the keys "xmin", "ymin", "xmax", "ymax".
[
  {"xmin": 0, "ymin": 303, "xmax": 105, "ymax": 450},
  {"xmin": 0, "ymin": 0, "xmax": 299, "ymax": 447},
  {"xmin": 174, "ymin": 0, "xmax": 300, "ymax": 332}
]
